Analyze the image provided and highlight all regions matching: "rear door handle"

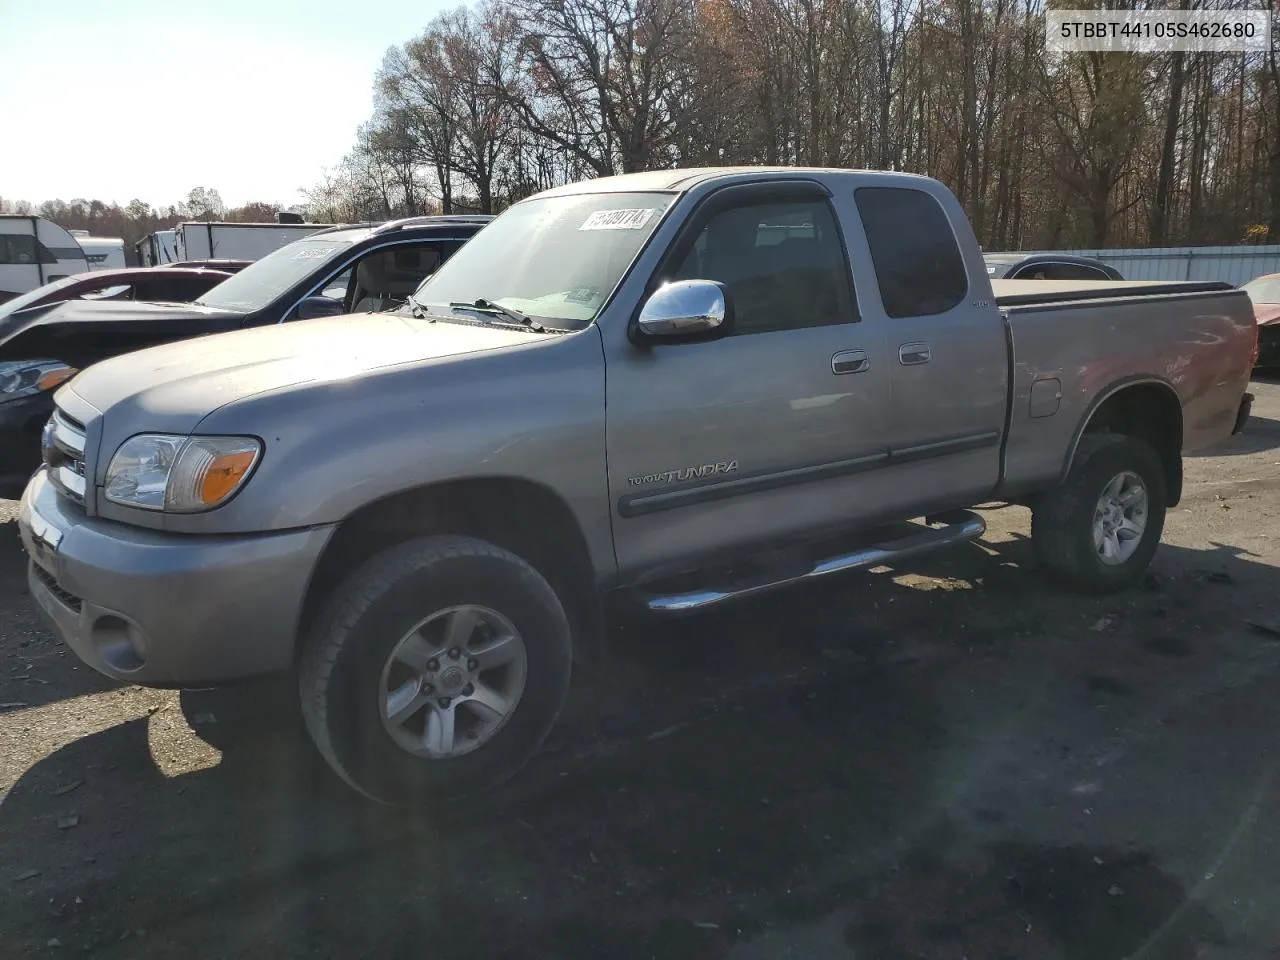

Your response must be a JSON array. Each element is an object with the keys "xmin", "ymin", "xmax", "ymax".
[
  {"xmin": 831, "ymin": 349, "xmax": 869, "ymax": 375},
  {"xmin": 899, "ymin": 341, "xmax": 931, "ymax": 365}
]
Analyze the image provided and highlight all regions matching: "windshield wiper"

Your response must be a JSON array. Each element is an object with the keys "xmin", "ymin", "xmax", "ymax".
[{"xmin": 449, "ymin": 298, "xmax": 546, "ymax": 332}]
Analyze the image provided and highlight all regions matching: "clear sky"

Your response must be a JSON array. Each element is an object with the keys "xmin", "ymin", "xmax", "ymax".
[{"xmin": 0, "ymin": 0, "xmax": 451, "ymax": 209}]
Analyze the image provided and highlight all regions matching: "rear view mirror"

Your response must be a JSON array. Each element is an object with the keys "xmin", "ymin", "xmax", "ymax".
[
  {"xmin": 636, "ymin": 280, "xmax": 729, "ymax": 339},
  {"xmin": 295, "ymin": 297, "xmax": 345, "ymax": 321}
]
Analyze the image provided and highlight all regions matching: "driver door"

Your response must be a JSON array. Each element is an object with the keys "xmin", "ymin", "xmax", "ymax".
[{"xmin": 603, "ymin": 181, "xmax": 891, "ymax": 579}]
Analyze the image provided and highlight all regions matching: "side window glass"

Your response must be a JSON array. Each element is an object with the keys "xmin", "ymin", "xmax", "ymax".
[
  {"xmin": 81, "ymin": 284, "xmax": 132, "ymax": 301},
  {"xmin": 1047, "ymin": 263, "xmax": 1108, "ymax": 281},
  {"xmin": 139, "ymin": 279, "xmax": 186, "ymax": 302},
  {"xmin": 349, "ymin": 244, "xmax": 445, "ymax": 313},
  {"xmin": 0, "ymin": 237, "xmax": 74, "ymax": 266},
  {"xmin": 668, "ymin": 200, "xmax": 856, "ymax": 335},
  {"xmin": 854, "ymin": 187, "xmax": 967, "ymax": 318},
  {"xmin": 0, "ymin": 236, "xmax": 37, "ymax": 265},
  {"xmin": 320, "ymin": 267, "xmax": 353, "ymax": 302}
]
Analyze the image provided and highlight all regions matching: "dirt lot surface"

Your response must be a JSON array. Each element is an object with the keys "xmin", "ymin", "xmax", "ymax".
[{"xmin": 2, "ymin": 378, "xmax": 1279, "ymax": 960}]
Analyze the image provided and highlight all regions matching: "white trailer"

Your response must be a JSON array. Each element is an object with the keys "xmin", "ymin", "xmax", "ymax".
[
  {"xmin": 68, "ymin": 231, "xmax": 127, "ymax": 271},
  {"xmin": 0, "ymin": 215, "xmax": 89, "ymax": 303},
  {"xmin": 136, "ymin": 229, "xmax": 179, "ymax": 266},
  {"xmin": 174, "ymin": 221, "xmax": 329, "ymax": 262}
]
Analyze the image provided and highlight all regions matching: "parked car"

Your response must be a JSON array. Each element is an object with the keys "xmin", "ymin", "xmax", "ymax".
[
  {"xmin": 0, "ymin": 266, "xmax": 232, "ymax": 321},
  {"xmin": 984, "ymin": 252, "xmax": 1124, "ymax": 281},
  {"xmin": 1241, "ymin": 273, "xmax": 1280, "ymax": 368},
  {"xmin": 158, "ymin": 259, "xmax": 252, "ymax": 274},
  {"xmin": 0, "ymin": 216, "xmax": 490, "ymax": 495},
  {"xmin": 16, "ymin": 168, "xmax": 1254, "ymax": 805}
]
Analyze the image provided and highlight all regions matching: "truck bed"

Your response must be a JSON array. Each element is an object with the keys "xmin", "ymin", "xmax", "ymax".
[
  {"xmin": 991, "ymin": 278, "xmax": 1233, "ymax": 307},
  {"xmin": 995, "ymin": 280, "xmax": 1255, "ymax": 500}
]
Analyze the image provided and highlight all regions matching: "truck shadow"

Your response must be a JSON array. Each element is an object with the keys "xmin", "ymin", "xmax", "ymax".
[
  {"xmin": 0, "ymin": 509, "xmax": 119, "ymax": 711},
  {"xmin": 1187, "ymin": 413, "xmax": 1280, "ymax": 458},
  {"xmin": 0, "ymin": 532, "xmax": 1269, "ymax": 958}
]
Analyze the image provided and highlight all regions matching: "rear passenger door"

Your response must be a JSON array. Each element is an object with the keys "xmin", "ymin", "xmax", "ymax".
[{"xmin": 852, "ymin": 186, "xmax": 1007, "ymax": 503}]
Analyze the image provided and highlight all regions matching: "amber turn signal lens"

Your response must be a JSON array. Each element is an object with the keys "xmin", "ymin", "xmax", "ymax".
[
  {"xmin": 199, "ymin": 450, "xmax": 257, "ymax": 505},
  {"xmin": 37, "ymin": 367, "xmax": 78, "ymax": 391}
]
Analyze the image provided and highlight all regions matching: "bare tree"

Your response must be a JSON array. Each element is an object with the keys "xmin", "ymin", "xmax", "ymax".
[{"xmin": 309, "ymin": 0, "xmax": 1280, "ymax": 248}]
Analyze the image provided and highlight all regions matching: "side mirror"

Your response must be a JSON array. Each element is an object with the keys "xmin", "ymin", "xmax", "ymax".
[
  {"xmin": 636, "ymin": 280, "xmax": 729, "ymax": 339},
  {"xmin": 295, "ymin": 296, "xmax": 345, "ymax": 321}
]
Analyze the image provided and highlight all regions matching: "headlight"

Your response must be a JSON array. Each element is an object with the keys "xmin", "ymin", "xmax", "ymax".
[
  {"xmin": 104, "ymin": 434, "xmax": 261, "ymax": 512},
  {"xmin": 0, "ymin": 360, "xmax": 78, "ymax": 400}
]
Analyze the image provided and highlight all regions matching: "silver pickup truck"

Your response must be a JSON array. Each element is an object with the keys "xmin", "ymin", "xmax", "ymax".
[{"xmin": 17, "ymin": 167, "xmax": 1256, "ymax": 804}]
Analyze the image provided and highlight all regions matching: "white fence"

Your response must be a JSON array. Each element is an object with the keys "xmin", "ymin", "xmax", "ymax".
[{"xmin": 1010, "ymin": 245, "xmax": 1280, "ymax": 286}]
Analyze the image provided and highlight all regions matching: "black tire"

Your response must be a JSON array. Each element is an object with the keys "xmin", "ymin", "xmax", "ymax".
[
  {"xmin": 1032, "ymin": 434, "xmax": 1168, "ymax": 594},
  {"xmin": 298, "ymin": 535, "xmax": 572, "ymax": 805}
]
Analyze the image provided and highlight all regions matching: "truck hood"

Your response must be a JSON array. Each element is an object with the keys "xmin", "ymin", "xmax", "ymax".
[{"xmin": 61, "ymin": 312, "xmax": 539, "ymax": 437}]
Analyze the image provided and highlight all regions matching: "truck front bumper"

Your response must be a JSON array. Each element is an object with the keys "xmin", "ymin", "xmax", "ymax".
[{"xmin": 17, "ymin": 469, "xmax": 335, "ymax": 686}]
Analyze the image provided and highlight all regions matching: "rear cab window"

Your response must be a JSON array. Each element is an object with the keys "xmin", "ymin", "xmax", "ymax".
[{"xmin": 853, "ymin": 187, "xmax": 968, "ymax": 318}]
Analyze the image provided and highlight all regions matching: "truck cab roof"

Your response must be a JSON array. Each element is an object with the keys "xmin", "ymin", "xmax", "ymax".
[{"xmin": 531, "ymin": 166, "xmax": 934, "ymax": 198}]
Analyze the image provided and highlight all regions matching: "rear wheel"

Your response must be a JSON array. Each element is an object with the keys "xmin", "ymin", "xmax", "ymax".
[
  {"xmin": 298, "ymin": 535, "xmax": 572, "ymax": 805},
  {"xmin": 1032, "ymin": 434, "xmax": 1167, "ymax": 594}
]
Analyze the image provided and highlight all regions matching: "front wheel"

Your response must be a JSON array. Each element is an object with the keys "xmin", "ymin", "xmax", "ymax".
[
  {"xmin": 1032, "ymin": 434, "xmax": 1168, "ymax": 594},
  {"xmin": 298, "ymin": 535, "xmax": 572, "ymax": 805}
]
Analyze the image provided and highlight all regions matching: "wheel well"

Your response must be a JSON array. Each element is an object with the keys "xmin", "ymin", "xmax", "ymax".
[
  {"xmin": 297, "ymin": 478, "xmax": 606, "ymax": 665},
  {"xmin": 1074, "ymin": 382, "xmax": 1183, "ymax": 505}
]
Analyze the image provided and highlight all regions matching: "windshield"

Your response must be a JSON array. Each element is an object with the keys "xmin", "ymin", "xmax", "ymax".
[
  {"xmin": 194, "ymin": 236, "xmax": 354, "ymax": 312},
  {"xmin": 413, "ymin": 192, "xmax": 675, "ymax": 326},
  {"xmin": 0, "ymin": 274, "xmax": 81, "ymax": 319},
  {"xmin": 1242, "ymin": 276, "xmax": 1280, "ymax": 305}
]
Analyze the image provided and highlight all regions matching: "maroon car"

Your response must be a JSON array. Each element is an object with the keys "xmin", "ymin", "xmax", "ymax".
[
  {"xmin": 1242, "ymin": 273, "xmax": 1280, "ymax": 369},
  {"xmin": 0, "ymin": 266, "xmax": 232, "ymax": 322}
]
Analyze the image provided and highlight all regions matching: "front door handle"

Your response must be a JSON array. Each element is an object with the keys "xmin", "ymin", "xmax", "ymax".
[
  {"xmin": 831, "ymin": 349, "xmax": 869, "ymax": 375},
  {"xmin": 899, "ymin": 341, "xmax": 931, "ymax": 365}
]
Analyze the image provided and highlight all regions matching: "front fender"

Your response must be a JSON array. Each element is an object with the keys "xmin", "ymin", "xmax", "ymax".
[{"xmin": 145, "ymin": 327, "xmax": 616, "ymax": 579}]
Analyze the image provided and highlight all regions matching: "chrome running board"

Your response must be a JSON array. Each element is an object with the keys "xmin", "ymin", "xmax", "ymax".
[{"xmin": 641, "ymin": 510, "xmax": 986, "ymax": 613}]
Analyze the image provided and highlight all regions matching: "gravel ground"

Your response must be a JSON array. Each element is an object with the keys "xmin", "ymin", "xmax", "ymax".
[{"xmin": 1, "ymin": 378, "xmax": 1279, "ymax": 959}]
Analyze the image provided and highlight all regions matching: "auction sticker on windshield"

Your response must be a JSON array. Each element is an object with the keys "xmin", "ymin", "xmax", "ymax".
[
  {"xmin": 580, "ymin": 209, "xmax": 656, "ymax": 231},
  {"xmin": 292, "ymin": 246, "xmax": 339, "ymax": 260}
]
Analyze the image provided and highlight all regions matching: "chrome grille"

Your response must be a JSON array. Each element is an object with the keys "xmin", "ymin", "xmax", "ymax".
[{"xmin": 42, "ymin": 408, "xmax": 88, "ymax": 504}]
